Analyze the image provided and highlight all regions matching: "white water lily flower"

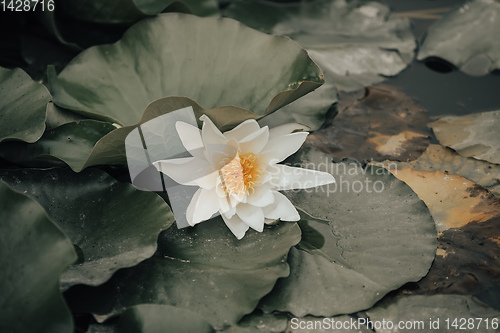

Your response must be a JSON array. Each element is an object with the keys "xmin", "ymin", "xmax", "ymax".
[{"xmin": 153, "ymin": 115, "xmax": 335, "ymax": 239}]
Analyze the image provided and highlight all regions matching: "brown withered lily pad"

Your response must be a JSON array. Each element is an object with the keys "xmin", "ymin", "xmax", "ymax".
[
  {"xmin": 429, "ymin": 110, "xmax": 500, "ymax": 165},
  {"xmin": 376, "ymin": 144, "xmax": 500, "ymax": 197},
  {"xmin": 305, "ymin": 84, "xmax": 431, "ymax": 163},
  {"xmin": 386, "ymin": 168, "xmax": 500, "ymax": 310}
]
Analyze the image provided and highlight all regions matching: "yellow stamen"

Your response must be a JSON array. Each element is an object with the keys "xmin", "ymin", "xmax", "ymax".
[{"xmin": 220, "ymin": 152, "xmax": 263, "ymax": 197}]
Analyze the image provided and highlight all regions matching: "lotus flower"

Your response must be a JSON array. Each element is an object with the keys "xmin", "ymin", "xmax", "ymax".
[{"xmin": 154, "ymin": 115, "xmax": 335, "ymax": 239}]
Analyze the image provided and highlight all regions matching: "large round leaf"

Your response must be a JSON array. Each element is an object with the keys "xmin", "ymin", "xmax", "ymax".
[
  {"xmin": 418, "ymin": 0, "xmax": 500, "ymax": 76},
  {"xmin": 224, "ymin": 311, "xmax": 288, "ymax": 333},
  {"xmin": 45, "ymin": 102, "xmax": 88, "ymax": 130},
  {"xmin": 376, "ymin": 144, "xmax": 500, "ymax": 197},
  {"xmin": 224, "ymin": 0, "xmax": 416, "ymax": 92},
  {"xmin": 0, "ymin": 67, "xmax": 51, "ymax": 143},
  {"xmin": 260, "ymin": 148, "xmax": 436, "ymax": 317},
  {"xmin": 366, "ymin": 295, "xmax": 500, "ymax": 333},
  {"xmin": 48, "ymin": 13, "xmax": 324, "ymax": 126},
  {"xmin": 65, "ymin": 218, "xmax": 301, "ymax": 330},
  {"xmin": 0, "ymin": 168, "xmax": 175, "ymax": 289},
  {"xmin": 0, "ymin": 182, "xmax": 76, "ymax": 333},
  {"xmin": 384, "ymin": 168, "xmax": 500, "ymax": 310},
  {"xmin": 58, "ymin": 0, "xmax": 175, "ymax": 24},
  {"xmin": 29, "ymin": 120, "xmax": 117, "ymax": 172},
  {"xmin": 429, "ymin": 110, "xmax": 500, "ymax": 164},
  {"xmin": 116, "ymin": 304, "xmax": 214, "ymax": 333}
]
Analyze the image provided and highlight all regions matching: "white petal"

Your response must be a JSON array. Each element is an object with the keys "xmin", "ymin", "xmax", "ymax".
[
  {"xmin": 246, "ymin": 185, "xmax": 275, "ymax": 207},
  {"xmin": 236, "ymin": 203, "xmax": 265, "ymax": 232},
  {"xmin": 221, "ymin": 214, "xmax": 250, "ymax": 240},
  {"xmin": 263, "ymin": 191, "xmax": 300, "ymax": 221},
  {"xmin": 223, "ymin": 119, "xmax": 261, "ymax": 141},
  {"xmin": 186, "ymin": 188, "xmax": 220, "ymax": 226},
  {"xmin": 265, "ymin": 218, "xmax": 278, "ymax": 225},
  {"xmin": 153, "ymin": 157, "xmax": 217, "ymax": 189},
  {"xmin": 267, "ymin": 164, "xmax": 335, "ymax": 190},
  {"xmin": 175, "ymin": 121, "xmax": 205, "ymax": 160},
  {"xmin": 269, "ymin": 123, "xmax": 309, "ymax": 140},
  {"xmin": 238, "ymin": 126, "xmax": 269, "ymax": 154},
  {"xmin": 255, "ymin": 151, "xmax": 279, "ymax": 167},
  {"xmin": 222, "ymin": 205, "xmax": 237, "ymax": 219},
  {"xmin": 200, "ymin": 114, "xmax": 228, "ymax": 147},
  {"xmin": 217, "ymin": 189, "xmax": 238, "ymax": 216},
  {"xmin": 185, "ymin": 188, "xmax": 201, "ymax": 226},
  {"xmin": 261, "ymin": 132, "xmax": 308, "ymax": 163},
  {"xmin": 207, "ymin": 138, "xmax": 238, "ymax": 170}
]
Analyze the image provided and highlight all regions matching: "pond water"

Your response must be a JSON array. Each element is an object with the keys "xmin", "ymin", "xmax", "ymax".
[{"xmin": 384, "ymin": 0, "xmax": 500, "ymax": 117}]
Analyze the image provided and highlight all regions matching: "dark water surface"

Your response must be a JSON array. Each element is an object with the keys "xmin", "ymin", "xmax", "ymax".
[{"xmin": 384, "ymin": 0, "xmax": 500, "ymax": 117}]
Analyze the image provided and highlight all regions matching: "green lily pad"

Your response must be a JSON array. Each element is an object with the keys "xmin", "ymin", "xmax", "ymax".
[
  {"xmin": 86, "ymin": 304, "xmax": 215, "ymax": 333},
  {"xmin": 224, "ymin": 0, "xmax": 416, "ymax": 92},
  {"xmin": 376, "ymin": 144, "xmax": 500, "ymax": 197},
  {"xmin": 65, "ymin": 219, "xmax": 301, "ymax": 330},
  {"xmin": 58, "ymin": 0, "xmax": 176, "ymax": 24},
  {"xmin": 224, "ymin": 311, "xmax": 288, "ymax": 333},
  {"xmin": 366, "ymin": 295, "xmax": 500, "ymax": 333},
  {"xmin": 258, "ymin": 81, "xmax": 338, "ymax": 131},
  {"xmin": 418, "ymin": 0, "xmax": 500, "ymax": 76},
  {"xmin": 0, "ymin": 67, "xmax": 51, "ymax": 143},
  {"xmin": 259, "ymin": 148, "xmax": 436, "ymax": 317},
  {"xmin": 224, "ymin": 0, "xmax": 415, "ymax": 129},
  {"xmin": 0, "ymin": 182, "xmax": 76, "ymax": 333},
  {"xmin": 45, "ymin": 102, "xmax": 88, "ymax": 130},
  {"xmin": 115, "ymin": 304, "xmax": 213, "ymax": 333},
  {"xmin": 48, "ymin": 13, "xmax": 323, "ymax": 126},
  {"xmin": 0, "ymin": 168, "xmax": 175, "ymax": 290},
  {"xmin": 29, "ymin": 120, "xmax": 117, "ymax": 172},
  {"xmin": 429, "ymin": 110, "xmax": 500, "ymax": 164},
  {"xmin": 179, "ymin": 0, "xmax": 219, "ymax": 17}
]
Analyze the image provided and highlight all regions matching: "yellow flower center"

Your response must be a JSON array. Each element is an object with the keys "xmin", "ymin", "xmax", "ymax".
[{"xmin": 219, "ymin": 153, "xmax": 262, "ymax": 197}]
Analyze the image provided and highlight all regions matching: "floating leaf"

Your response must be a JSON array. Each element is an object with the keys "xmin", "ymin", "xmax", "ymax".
[
  {"xmin": 418, "ymin": 0, "xmax": 500, "ymax": 76},
  {"xmin": 224, "ymin": 0, "xmax": 416, "ymax": 92},
  {"xmin": 429, "ymin": 110, "xmax": 500, "ymax": 164},
  {"xmin": 115, "ymin": 304, "xmax": 213, "ymax": 333},
  {"xmin": 366, "ymin": 295, "xmax": 500, "ymax": 333},
  {"xmin": 58, "ymin": 0, "xmax": 176, "ymax": 24},
  {"xmin": 180, "ymin": 0, "xmax": 219, "ymax": 17},
  {"xmin": 305, "ymin": 85, "xmax": 431, "ymax": 163},
  {"xmin": 0, "ymin": 182, "xmax": 76, "ymax": 333},
  {"xmin": 0, "ymin": 67, "xmax": 51, "ymax": 143},
  {"xmin": 216, "ymin": 311, "xmax": 287, "ymax": 333},
  {"xmin": 376, "ymin": 144, "xmax": 500, "ymax": 197},
  {"xmin": 65, "ymin": 219, "xmax": 301, "ymax": 330},
  {"xmin": 45, "ymin": 102, "xmax": 88, "ymax": 130},
  {"xmin": 36, "ymin": 10, "xmax": 128, "ymax": 51},
  {"xmin": 385, "ymin": 168, "xmax": 500, "ymax": 310},
  {"xmin": 259, "ymin": 148, "xmax": 436, "ymax": 317},
  {"xmin": 0, "ymin": 168, "xmax": 175, "ymax": 289},
  {"xmin": 29, "ymin": 120, "xmax": 117, "ymax": 172},
  {"xmin": 49, "ymin": 13, "xmax": 323, "ymax": 126},
  {"xmin": 257, "ymin": 83, "xmax": 338, "ymax": 131}
]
